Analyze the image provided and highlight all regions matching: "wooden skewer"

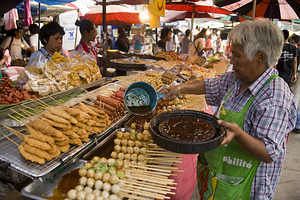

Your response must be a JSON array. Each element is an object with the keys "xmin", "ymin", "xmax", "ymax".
[
  {"xmin": 127, "ymin": 170, "xmax": 168, "ymax": 179},
  {"xmin": 147, "ymin": 150, "xmax": 183, "ymax": 156},
  {"xmin": 9, "ymin": 108, "xmax": 29, "ymax": 119},
  {"xmin": 3, "ymin": 125, "xmax": 25, "ymax": 137},
  {"xmin": 127, "ymin": 168, "xmax": 177, "ymax": 177},
  {"xmin": 120, "ymin": 179, "xmax": 176, "ymax": 190},
  {"xmin": 125, "ymin": 174, "xmax": 176, "ymax": 185},
  {"xmin": 30, "ymin": 99, "xmax": 48, "ymax": 109},
  {"xmin": 130, "ymin": 164, "xmax": 174, "ymax": 173},
  {"xmin": 49, "ymin": 96, "xmax": 62, "ymax": 105},
  {"xmin": 130, "ymin": 173, "xmax": 175, "ymax": 183},
  {"xmin": 146, "ymin": 161, "xmax": 181, "ymax": 165},
  {"xmin": 2, "ymin": 125, "xmax": 24, "ymax": 140},
  {"xmin": 119, "ymin": 192, "xmax": 151, "ymax": 200},
  {"xmin": 8, "ymin": 114, "xmax": 30, "ymax": 128},
  {"xmin": 19, "ymin": 109, "xmax": 36, "ymax": 120},
  {"xmin": 145, "ymin": 157, "xmax": 182, "ymax": 163},
  {"xmin": 83, "ymin": 100, "xmax": 93, "ymax": 106},
  {"xmin": 36, "ymin": 98, "xmax": 50, "ymax": 107},
  {"xmin": 22, "ymin": 104, "xmax": 40, "ymax": 112},
  {"xmin": 2, "ymin": 134, "xmax": 19, "ymax": 146},
  {"xmin": 123, "ymin": 183, "xmax": 172, "ymax": 195},
  {"xmin": 120, "ymin": 188, "xmax": 169, "ymax": 199},
  {"xmin": 145, "ymin": 165, "xmax": 184, "ymax": 172}
]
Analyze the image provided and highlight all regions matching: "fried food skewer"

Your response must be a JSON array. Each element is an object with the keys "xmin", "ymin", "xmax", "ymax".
[
  {"xmin": 42, "ymin": 112, "xmax": 70, "ymax": 125},
  {"xmin": 22, "ymin": 104, "xmax": 40, "ymax": 112},
  {"xmin": 22, "ymin": 142, "xmax": 52, "ymax": 161},
  {"xmin": 23, "ymin": 137, "xmax": 51, "ymax": 151},
  {"xmin": 26, "ymin": 126, "xmax": 55, "ymax": 144},
  {"xmin": 40, "ymin": 117, "xmax": 70, "ymax": 130},
  {"xmin": 10, "ymin": 109, "xmax": 34, "ymax": 120},
  {"xmin": 29, "ymin": 119, "xmax": 63, "ymax": 138},
  {"xmin": 18, "ymin": 145, "xmax": 45, "ymax": 164}
]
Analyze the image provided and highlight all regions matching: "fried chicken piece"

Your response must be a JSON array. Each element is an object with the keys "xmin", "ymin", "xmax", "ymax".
[
  {"xmin": 57, "ymin": 144, "xmax": 70, "ymax": 153},
  {"xmin": 24, "ymin": 136, "xmax": 51, "ymax": 151},
  {"xmin": 61, "ymin": 130, "xmax": 79, "ymax": 138},
  {"xmin": 52, "ymin": 134, "xmax": 69, "ymax": 142},
  {"xmin": 62, "ymin": 105, "xmax": 91, "ymax": 119},
  {"xmin": 46, "ymin": 107, "xmax": 72, "ymax": 120},
  {"xmin": 77, "ymin": 129, "xmax": 87, "ymax": 135},
  {"xmin": 69, "ymin": 138, "xmax": 82, "ymax": 146},
  {"xmin": 56, "ymin": 140, "xmax": 69, "ymax": 146},
  {"xmin": 48, "ymin": 144, "xmax": 60, "ymax": 158},
  {"xmin": 86, "ymin": 120, "xmax": 96, "ymax": 126},
  {"xmin": 40, "ymin": 117, "xmax": 69, "ymax": 130},
  {"xmin": 106, "ymin": 120, "xmax": 112, "ymax": 126},
  {"xmin": 93, "ymin": 127, "xmax": 104, "ymax": 133},
  {"xmin": 23, "ymin": 142, "xmax": 52, "ymax": 161},
  {"xmin": 19, "ymin": 144, "xmax": 45, "ymax": 164},
  {"xmin": 94, "ymin": 122, "xmax": 106, "ymax": 127},
  {"xmin": 70, "ymin": 125, "xmax": 79, "ymax": 132},
  {"xmin": 79, "ymin": 134, "xmax": 89, "ymax": 139},
  {"xmin": 42, "ymin": 112, "xmax": 70, "ymax": 125},
  {"xmin": 27, "ymin": 127, "xmax": 54, "ymax": 145},
  {"xmin": 79, "ymin": 102, "xmax": 99, "ymax": 116},
  {"xmin": 81, "ymin": 138, "xmax": 90, "ymax": 142},
  {"xmin": 69, "ymin": 117, "xmax": 78, "ymax": 125},
  {"xmin": 85, "ymin": 126, "xmax": 93, "ymax": 132},
  {"xmin": 89, "ymin": 106, "xmax": 107, "ymax": 115},
  {"xmin": 29, "ymin": 119, "xmax": 63, "ymax": 138}
]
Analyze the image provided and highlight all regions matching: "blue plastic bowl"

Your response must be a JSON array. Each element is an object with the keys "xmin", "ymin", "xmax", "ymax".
[{"xmin": 124, "ymin": 81, "xmax": 158, "ymax": 113}]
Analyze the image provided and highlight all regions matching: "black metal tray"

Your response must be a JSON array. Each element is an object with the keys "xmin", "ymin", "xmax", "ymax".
[
  {"xmin": 150, "ymin": 110, "xmax": 226, "ymax": 154},
  {"xmin": 110, "ymin": 58, "xmax": 156, "ymax": 71}
]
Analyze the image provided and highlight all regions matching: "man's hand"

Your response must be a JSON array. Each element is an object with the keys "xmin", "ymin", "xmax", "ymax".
[
  {"xmin": 159, "ymin": 85, "xmax": 180, "ymax": 101},
  {"xmin": 218, "ymin": 120, "xmax": 243, "ymax": 146},
  {"xmin": 290, "ymin": 74, "xmax": 298, "ymax": 83}
]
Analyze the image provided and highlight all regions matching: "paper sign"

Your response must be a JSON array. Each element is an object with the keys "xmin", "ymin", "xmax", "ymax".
[{"xmin": 149, "ymin": 0, "xmax": 165, "ymax": 17}]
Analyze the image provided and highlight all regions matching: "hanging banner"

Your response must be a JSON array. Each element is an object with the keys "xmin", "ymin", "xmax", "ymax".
[
  {"xmin": 150, "ymin": 14, "xmax": 161, "ymax": 28},
  {"xmin": 59, "ymin": 10, "xmax": 81, "ymax": 51},
  {"xmin": 149, "ymin": 0, "xmax": 165, "ymax": 17}
]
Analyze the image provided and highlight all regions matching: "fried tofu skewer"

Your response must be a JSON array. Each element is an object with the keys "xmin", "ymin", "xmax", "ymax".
[{"xmin": 29, "ymin": 119, "xmax": 64, "ymax": 138}]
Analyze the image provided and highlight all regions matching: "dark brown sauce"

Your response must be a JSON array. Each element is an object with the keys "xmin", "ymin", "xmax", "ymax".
[
  {"xmin": 44, "ymin": 168, "xmax": 80, "ymax": 200},
  {"xmin": 159, "ymin": 116, "xmax": 216, "ymax": 142},
  {"xmin": 127, "ymin": 105, "xmax": 153, "ymax": 116}
]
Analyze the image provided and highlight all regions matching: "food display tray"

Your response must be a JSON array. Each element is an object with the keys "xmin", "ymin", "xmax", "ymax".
[
  {"xmin": 21, "ymin": 159, "xmax": 86, "ymax": 200},
  {"xmin": 0, "ymin": 77, "xmax": 107, "ymax": 118},
  {"xmin": 0, "ymin": 113, "xmax": 131, "ymax": 179},
  {"xmin": 110, "ymin": 58, "xmax": 156, "ymax": 71}
]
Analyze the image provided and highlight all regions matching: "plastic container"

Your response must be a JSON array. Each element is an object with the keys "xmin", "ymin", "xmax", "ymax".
[{"xmin": 123, "ymin": 81, "xmax": 158, "ymax": 114}]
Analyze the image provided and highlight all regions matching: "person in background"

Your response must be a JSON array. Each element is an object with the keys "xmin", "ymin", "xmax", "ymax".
[
  {"xmin": 116, "ymin": 29, "xmax": 129, "ymax": 53},
  {"xmin": 29, "ymin": 21, "xmax": 66, "ymax": 63},
  {"xmin": 189, "ymin": 28, "xmax": 212, "ymax": 57},
  {"xmin": 157, "ymin": 27, "xmax": 172, "ymax": 51},
  {"xmin": 216, "ymin": 35, "xmax": 222, "ymax": 53},
  {"xmin": 75, "ymin": 19, "xmax": 98, "ymax": 61},
  {"xmin": 132, "ymin": 28, "xmax": 145, "ymax": 54},
  {"xmin": 0, "ymin": 25, "xmax": 31, "ymax": 62},
  {"xmin": 161, "ymin": 19, "xmax": 296, "ymax": 200},
  {"xmin": 166, "ymin": 28, "xmax": 178, "ymax": 52},
  {"xmin": 205, "ymin": 34, "xmax": 212, "ymax": 55},
  {"xmin": 106, "ymin": 33, "xmax": 112, "ymax": 50},
  {"xmin": 276, "ymin": 29, "xmax": 298, "ymax": 85},
  {"xmin": 289, "ymin": 34, "xmax": 300, "ymax": 72},
  {"xmin": 211, "ymin": 32, "xmax": 218, "ymax": 54},
  {"xmin": 29, "ymin": 24, "xmax": 40, "ymax": 54},
  {"xmin": 180, "ymin": 29, "xmax": 191, "ymax": 54}
]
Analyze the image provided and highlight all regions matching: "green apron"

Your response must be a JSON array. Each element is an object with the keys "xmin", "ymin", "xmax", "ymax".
[{"xmin": 197, "ymin": 75, "xmax": 278, "ymax": 200}]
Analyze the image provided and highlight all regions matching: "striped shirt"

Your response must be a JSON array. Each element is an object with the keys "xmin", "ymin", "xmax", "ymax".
[{"xmin": 204, "ymin": 67, "xmax": 297, "ymax": 200}]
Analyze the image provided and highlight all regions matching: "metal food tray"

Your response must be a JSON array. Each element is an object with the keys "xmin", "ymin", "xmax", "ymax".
[
  {"xmin": 0, "ymin": 77, "xmax": 107, "ymax": 118},
  {"xmin": 21, "ymin": 159, "xmax": 86, "ymax": 200},
  {"xmin": 0, "ymin": 113, "xmax": 131, "ymax": 179}
]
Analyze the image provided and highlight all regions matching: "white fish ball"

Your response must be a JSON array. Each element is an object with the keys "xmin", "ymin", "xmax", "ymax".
[
  {"xmin": 103, "ymin": 182, "xmax": 111, "ymax": 192},
  {"xmin": 111, "ymin": 184, "xmax": 120, "ymax": 194},
  {"xmin": 93, "ymin": 189, "xmax": 101, "ymax": 197},
  {"xmin": 85, "ymin": 193, "xmax": 96, "ymax": 200},
  {"xmin": 109, "ymin": 194, "xmax": 118, "ymax": 200},
  {"xmin": 75, "ymin": 185, "xmax": 84, "ymax": 191},
  {"xmin": 87, "ymin": 169, "xmax": 95, "ymax": 178},
  {"xmin": 79, "ymin": 177, "xmax": 87, "ymax": 186},
  {"xmin": 94, "ymin": 180, "xmax": 103, "ymax": 190},
  {"xmin": 101, "ymin": 191, "xmax": 109, "ymax": 199},
  {"xmin": 87, "ymin": 178, "xmax": 95, "ymax": 188},
  {"xmin": 67, "ymin": 189, "xmax": 77, "ymax": 199},
  {"xmin": 84, "ymin": 186, "xmax": 93, "ymax": 194},
  {"xmin": 76, "ymin": 191, "xmax": 86, "ymax": 200}
]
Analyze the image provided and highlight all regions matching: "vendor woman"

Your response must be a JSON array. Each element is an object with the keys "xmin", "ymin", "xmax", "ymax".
[
  {"xmin": 75, "ymin": 19, "xmax": 98, "ymax": 61},
  {"xmin": 161, "ymin": 20, "xmax": 297, "ymax": 199},
  {"xmin": 29, "ymin": 21, "xmax": 66, "ymax": 62}
]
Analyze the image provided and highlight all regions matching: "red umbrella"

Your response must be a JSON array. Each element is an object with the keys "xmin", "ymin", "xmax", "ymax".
[
  {"xmin": 161, "ymin": 10, "xmax": 213, "ymax": 23},
  {"xmin": 215, "ymin": 0, "xmax": 300, "ymax": 20},
  {"xmin": 165, "ymin": 2, "xmax": 234, "ymax": 15},
  {"xmin": 82, "ymin": 5, "xmax": 140, "ymax": 25}
]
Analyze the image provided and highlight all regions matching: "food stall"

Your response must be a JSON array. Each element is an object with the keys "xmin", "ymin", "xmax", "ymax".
[{"xmin": 0, "ymin": 48, "xmax": 230, "ymax": 199}]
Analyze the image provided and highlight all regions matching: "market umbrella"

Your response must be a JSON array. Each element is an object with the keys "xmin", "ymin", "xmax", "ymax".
[
  {"xmin": 82, "ymin": 5, "xmax": 141, "ymax": 25},
  {"xmin": 161, "ymin": 10, "xmax": 212, "ymax": 23},
  {"xmin": 215, "ymin": 0, "xmax": 300, "ymax": 20},
  {"xmin": 165, "ymin": 2, "xmax": 234, "ymax": 15}
]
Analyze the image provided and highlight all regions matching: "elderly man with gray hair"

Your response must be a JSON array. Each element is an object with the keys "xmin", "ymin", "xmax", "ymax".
[{"xmin": 160, "ymin": 20, "xmax": 297, "ymax": 200}]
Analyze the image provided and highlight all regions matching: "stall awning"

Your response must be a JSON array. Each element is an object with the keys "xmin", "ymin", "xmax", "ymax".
[{"xmin": 33, "ymin": 0, "xmax": 74, "ymax": 5}]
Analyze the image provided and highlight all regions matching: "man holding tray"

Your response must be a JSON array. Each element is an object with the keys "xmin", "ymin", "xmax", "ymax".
[{"xmin": 161, "ymin": 20, "xmax": 297, "ymax": 200}]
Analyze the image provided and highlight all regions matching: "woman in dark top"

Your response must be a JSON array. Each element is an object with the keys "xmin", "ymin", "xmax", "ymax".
[{"xmin": 116, "ymin": 29, "xmax": 129, "ymax": 52}]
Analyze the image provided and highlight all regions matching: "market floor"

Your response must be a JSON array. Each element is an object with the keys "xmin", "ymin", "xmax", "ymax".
[{"xmin": 1, "ymin": 131, "xmax": 300, "ymax": 200}]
